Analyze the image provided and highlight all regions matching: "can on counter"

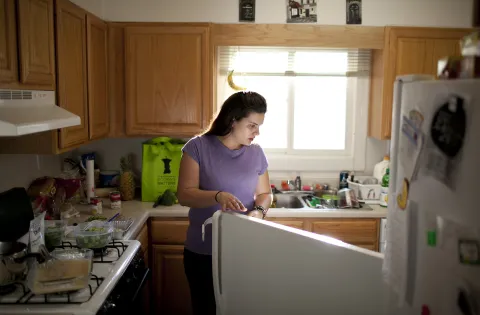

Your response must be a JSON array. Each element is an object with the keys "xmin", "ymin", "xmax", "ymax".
[{"xmin": 109, "ymin": 191, "xmax": 122, "ymax": 210}]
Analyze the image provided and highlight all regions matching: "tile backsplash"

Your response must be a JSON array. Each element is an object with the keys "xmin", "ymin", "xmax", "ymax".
[{"xmin": 0, "ymin": 135, "xmax": 386, "ymax": 193}]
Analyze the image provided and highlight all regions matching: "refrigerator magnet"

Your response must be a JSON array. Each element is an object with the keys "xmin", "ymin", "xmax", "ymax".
[
  {"xmin": 419, "ymin": 95, "xmax": 468, "ymax": 191},
  {"xmin": 430, "ymin": 95, "xmax": 466, "ymax": 159},
  {"xmin": 458, "ymin": 239, "xmax": 480, "ymax": 265},
  {"xmin": 396, "ymin": 178, "xmax": 409, "ymax": 210}
]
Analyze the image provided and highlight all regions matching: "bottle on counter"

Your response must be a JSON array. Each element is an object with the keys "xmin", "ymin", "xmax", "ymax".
[
  {"xmin": 380, "ymin": 168, "xmax": 390, "ymax": 207},
  {"xmin": 373, "ymin": 155, "xmax": 390, "ymax": 183}
]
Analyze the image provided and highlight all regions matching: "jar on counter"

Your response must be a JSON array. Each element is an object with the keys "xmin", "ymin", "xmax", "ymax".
[
  {"xmin": 90, "ymin": 198, "xmax": 103, "ymax": 215},
  {"xmin": 109, "ymin": 191, "xmax": 122, "ymax": 210}
]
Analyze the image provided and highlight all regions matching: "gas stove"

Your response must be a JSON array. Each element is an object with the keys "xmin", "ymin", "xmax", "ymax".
[{"xmin": 0, "ymin": 239, "xmax": 148, "ymax": 315}]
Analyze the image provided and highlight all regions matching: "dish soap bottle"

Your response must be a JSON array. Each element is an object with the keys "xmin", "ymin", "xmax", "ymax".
[
  {"xmin": 380, "ymin": 168, "xmax": 390, "ymax": 207},
  {"xmin": 373, "ymin": 155, "xmax": 390, "ymax": 183}
]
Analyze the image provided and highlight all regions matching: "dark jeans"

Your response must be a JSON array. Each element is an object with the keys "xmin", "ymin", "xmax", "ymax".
[{"xmin": 183, "ymin": 248, "xmax": 216, "ymax": 315}]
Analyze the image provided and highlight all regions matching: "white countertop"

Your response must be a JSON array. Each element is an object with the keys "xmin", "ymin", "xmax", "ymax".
[{"xmin": 70, "ymin": 200, "xmax": 387, "ymax": 241}]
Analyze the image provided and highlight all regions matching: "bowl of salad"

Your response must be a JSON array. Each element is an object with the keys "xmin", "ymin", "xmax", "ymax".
[{"xmin": 74, "ymin": 221, "xmax": 114, "ymax": 249}]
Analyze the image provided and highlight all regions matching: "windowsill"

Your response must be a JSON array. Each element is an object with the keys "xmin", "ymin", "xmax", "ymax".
[{"xmin": 265, "ymin": 153, "xmax": 362, "ymax": 172}]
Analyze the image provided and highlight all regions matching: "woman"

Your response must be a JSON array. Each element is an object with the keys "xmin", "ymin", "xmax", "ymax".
[{"xmin": 177, "ymin": 91, "xmax": 272, "ymax": 315}]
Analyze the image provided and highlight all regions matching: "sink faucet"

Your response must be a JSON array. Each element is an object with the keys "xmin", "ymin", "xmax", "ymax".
[{"xmin": 294, "ymin": 176, "xmax": 301, "ymax": 191}]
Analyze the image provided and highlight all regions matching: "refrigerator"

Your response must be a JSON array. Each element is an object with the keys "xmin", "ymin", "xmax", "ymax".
[{"xmin": 209, "ymin": 76, "xmax": 480, "ymax": 315}]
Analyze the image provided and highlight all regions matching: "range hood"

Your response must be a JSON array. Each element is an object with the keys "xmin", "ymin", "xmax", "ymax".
[{"xmin": 0, "ymin": 89, "xmax": 81, "ymax": 136}]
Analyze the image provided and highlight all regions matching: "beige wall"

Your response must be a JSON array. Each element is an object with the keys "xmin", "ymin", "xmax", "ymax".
[{"xmin": 93, "ymin": 0, "xmax": 472, "ymax": 27}]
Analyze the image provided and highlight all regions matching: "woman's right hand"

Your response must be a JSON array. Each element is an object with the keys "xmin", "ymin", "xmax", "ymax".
[{"xmin": 216, "ymin": 192, "xmax": 247, "ymax": 212}]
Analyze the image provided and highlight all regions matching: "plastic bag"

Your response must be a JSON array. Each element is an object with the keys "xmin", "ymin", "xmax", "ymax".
[
  {"xmin": 29, "ymin": 212, "xmax": 45, "ymax": 253},
  {"xmin": 141, "ymin": 137, "xmax": 185, "ymax": 202}
]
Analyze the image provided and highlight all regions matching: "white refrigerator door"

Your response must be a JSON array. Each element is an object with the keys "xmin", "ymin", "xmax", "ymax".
[
  {"xmin": 403, "ymin": 79, "xmax": 480, "ymax": 228},
  {"xmin": 212, "ymin": 211, "xmax": 412, "ymax": 315},
  {"xmin": 383, "ymin": 74, "xmax": 435, "ymax": 303}
]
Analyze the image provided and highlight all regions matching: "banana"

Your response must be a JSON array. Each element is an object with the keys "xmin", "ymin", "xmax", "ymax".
[{"xmin": 227, "ymin": 70, "xmax": 246, "ymax": 91}]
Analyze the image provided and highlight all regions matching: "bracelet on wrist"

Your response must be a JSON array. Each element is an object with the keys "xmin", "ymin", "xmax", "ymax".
[
  {"xmin": 214, "ymin": 191, "xmax": 222, "ymax": 203},
  {"xmin": 252, "ymin": 205, "xmax": 267, "ymax": 218}
]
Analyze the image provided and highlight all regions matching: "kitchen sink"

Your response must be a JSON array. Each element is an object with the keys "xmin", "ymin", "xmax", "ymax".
[
  {"xmin": 274, "ymin": 194, "xmax": 306, "ymax": 209},
  {"xmin": 271, "ymin": 193, "xmax": 373, "ymax": 211}
]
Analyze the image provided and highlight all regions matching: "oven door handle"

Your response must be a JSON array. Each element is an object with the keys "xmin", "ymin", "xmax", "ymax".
[{"xmin": 131, "ymin": 268, "xmax": 150, "ymax": 303}]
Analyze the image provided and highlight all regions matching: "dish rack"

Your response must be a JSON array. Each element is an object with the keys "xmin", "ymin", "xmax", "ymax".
[{"xmin": 347, "ymin": 177, "xmax": 382, "ymax": 204}]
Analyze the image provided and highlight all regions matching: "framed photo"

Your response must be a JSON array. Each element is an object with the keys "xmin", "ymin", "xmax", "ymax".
[
  {"xmin": 346, "ymin": 0, "xmax": 362, "ymax": 25},
  {"xmin": 239, "ymin": 0, "xmax": 255, "ymax": 22},
  {"xmin": 286, "ymin": 0, "xmax": 317, "ymax": 24}
]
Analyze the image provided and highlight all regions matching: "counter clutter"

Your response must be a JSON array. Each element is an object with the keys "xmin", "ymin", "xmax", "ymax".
[{"xmin": 68, "ymin": 199, "xmax": 388, "ymax": 241}]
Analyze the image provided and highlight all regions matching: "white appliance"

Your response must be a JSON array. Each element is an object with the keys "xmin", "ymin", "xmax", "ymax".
[
  {"xmin": 0, "ymin": 89, "xmax": 80, "ymax": 136},
  {"xmin": 210, "ymin": 76, "xmax": 480, "ymax": 315},
  {"xmin": 0, "ymin": 239, "xmax": 148, "ymax": 315}
]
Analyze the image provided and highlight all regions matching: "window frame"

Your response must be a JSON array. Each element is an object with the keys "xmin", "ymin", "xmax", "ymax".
[{"xmin": 216, "ymin": 47, "xmax": 371, "ymax": 172}]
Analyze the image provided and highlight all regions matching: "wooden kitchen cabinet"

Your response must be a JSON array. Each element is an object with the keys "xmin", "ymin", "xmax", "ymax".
[
  {"xmin": 269, "ymin": 217, "xmax": 380, "ymax": 251},
  {"xmin": 0, "ymin": 0, "xmax": 110, "ymax": 154},
  {"xmin": 152, "ymin": 245, "xmax": 192, "ymax": 315},
  {"xmin": 310, "ymin": 218, "xmax": 379, "ymax": 251},
  {"xmin": 149, "ymin": 218, "xmax": 192, "ymax": 315},
  {"xmin": 55, "ymin": 0, "xmax": 89, "ymax": 148},
  {"xmin": 87, "ymin": 14, "xmax": 109, "ymax": 140},
  {"xmin": 368, "ymin": 26, "xmax": 472, "ymax": 140},
  {"xmin": 0, "ymin": 0, "xmax": 55, "ymax": 89},
  {"xmin": 124, "ymin": 24, "xmax": 211, "ymax": 137}
]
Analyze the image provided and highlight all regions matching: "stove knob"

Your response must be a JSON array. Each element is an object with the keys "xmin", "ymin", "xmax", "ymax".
[{"xmin": 102, "ymin": 301, "xmax": 116, "ymax": 310}]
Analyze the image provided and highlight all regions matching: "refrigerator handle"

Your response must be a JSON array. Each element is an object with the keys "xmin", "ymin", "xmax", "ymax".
[{"xmin": 212, "ymin": 210, "xmax": 224, "ymax": 315}]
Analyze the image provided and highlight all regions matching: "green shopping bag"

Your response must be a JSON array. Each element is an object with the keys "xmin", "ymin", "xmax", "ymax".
[{"xmin": 141, "ymin": 137, "xmax": 185, "ymax": 202}]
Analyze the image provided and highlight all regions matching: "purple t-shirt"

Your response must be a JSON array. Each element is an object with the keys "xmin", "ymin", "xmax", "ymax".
[{"xmin": 181, "ymin": 135, "xmax": 268, "ymax": 255}]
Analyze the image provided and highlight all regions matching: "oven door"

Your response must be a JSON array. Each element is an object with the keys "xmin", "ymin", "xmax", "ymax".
[{"xmin": 97, "ymin": 253, "xmax": 151, "ymax": 315}]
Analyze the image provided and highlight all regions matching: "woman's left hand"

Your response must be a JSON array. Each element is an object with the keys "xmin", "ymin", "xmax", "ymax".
[{"xmin": 247, "ymin": 210, "xmax": 264, "ymax": 219}]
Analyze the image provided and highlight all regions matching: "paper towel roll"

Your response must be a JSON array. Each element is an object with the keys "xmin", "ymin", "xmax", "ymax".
[{"xmin": 86, "ymin": 159, "xmax": 95, "ymax": 203}]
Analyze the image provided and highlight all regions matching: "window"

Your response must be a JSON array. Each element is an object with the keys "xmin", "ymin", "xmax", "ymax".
[{"xmin": 216, "ymin": 46, "xmax": 372, "ymax": 172}]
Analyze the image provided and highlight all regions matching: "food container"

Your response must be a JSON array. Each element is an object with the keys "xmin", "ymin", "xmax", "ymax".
[
  {"xmin": 27, "ymin": 248, "xmax": 93, "ymax": 294},
  {"xmin": 44, "ymin": 220, "xmax": 67, "ymax": 248},
  {"xmin": 75, "ymin": 221, "xmax": 114, "ymax": 248},
  {"xmin": 111, "ymin": 220, "xmax": 133, "ymax": 240}
]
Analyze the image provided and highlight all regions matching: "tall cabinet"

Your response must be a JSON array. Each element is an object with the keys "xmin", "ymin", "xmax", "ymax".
[
  {"xmin": 124, "ymin": 24, "xmax": 211, "ymax": 137},
  {"xmin": 368, "ymin": 26, "xmax": 472, "ymax": 140}
]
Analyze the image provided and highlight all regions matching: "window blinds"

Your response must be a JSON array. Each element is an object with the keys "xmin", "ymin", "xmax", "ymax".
[{"xmin": 217, "ymin": 46, "xmax": 372, "ymax": 77}]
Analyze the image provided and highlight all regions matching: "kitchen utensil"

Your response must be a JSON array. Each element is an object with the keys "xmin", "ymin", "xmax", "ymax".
[
  {"xmin": 0, "ymin": 242, "xmax": 28, "ymax": 286},
  {"xmin": 107, "ymin": 213, "xmax": 120, "ymax": 222},
  {"xmin": 0, "ymin": 187, "xmax": 34, "ymax": 242}
]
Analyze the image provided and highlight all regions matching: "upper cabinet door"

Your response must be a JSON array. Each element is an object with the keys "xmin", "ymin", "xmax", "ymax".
[
  {"xmin": 0, "ymin": 0, "xmax": 18, "ymax": 84},
  {"xmin": 55, "ymin": 0, "xmax": 88, "ymax": 148},
  {"xmin": 125, "ymin": 25, "xmax": 211, "ymax": 136},
  {"xmin": 87, "ymin": 14, "xmax": 109, "ymax": 140},
  {"xmin": 17, "ymin": 0, "xmax": 55, "ymax": 88},
  {"xmin": 368, "ymin": 27, "xmax": 472, "ymax": 140}
]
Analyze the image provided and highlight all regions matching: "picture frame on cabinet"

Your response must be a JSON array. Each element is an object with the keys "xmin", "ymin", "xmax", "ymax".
[
  {"xmin": 346, "ymin": 0, "xmax": 362, "ymax": 25},
  {"xmin": 239, "ymin": 0, "xmax": 255, "ymax": 22},
  {"xmin": 286, "ymin": 0, "xmax": 317, "ymax": 24}
]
